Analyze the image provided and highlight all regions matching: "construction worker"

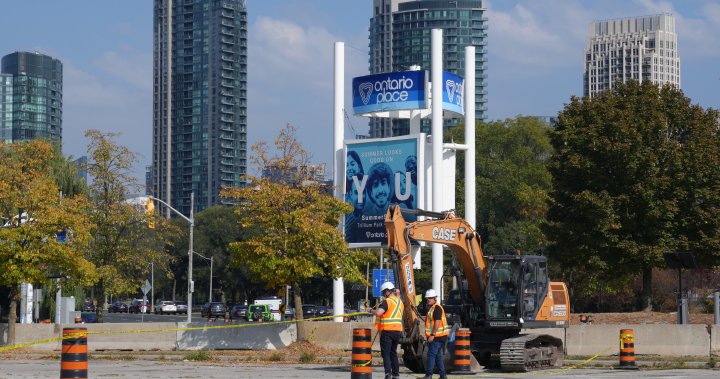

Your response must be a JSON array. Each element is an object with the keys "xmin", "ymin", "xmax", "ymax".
[
  {"xmin": 422, "ymin": 288, "xmax": 449, "ymax": 379},
  {"xmin": 369, "ymin": 281, "xmax": 404, "ymax": 379}
]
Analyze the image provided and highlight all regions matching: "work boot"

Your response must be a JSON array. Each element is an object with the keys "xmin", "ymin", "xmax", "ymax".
[
  {"xmin": 421, "ymin": 376, "xmax": 433, "ymax": 379},
  {"xmin": 384, "ymin": 375, "xmax": 392, "ymax": 379}
]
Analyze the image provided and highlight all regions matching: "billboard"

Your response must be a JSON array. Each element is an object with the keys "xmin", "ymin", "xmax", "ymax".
[
  {"xmin": 344, "ymin": 137, "xmax": 419, "ymax": 245},
  {"xmin": 352, "ymin": 71, "xmax": 427, "ymax": 115},
  {"xmin": 442, "ymin": 71, "xmax": 464, "ymax": 115}
]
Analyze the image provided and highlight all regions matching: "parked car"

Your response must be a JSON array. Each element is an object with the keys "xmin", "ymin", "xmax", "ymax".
[
  {"xmin": 201, "ymin": 302, "xmax": 227, "ymax": 318},
  {"xmin": 302, "ymin": 304, "xmax": 318, "ymax": 319},
  {"xmin": 80, "ymin": 312, "xmax": 98, "ymax": 323},
  {"xmin": 284, "ymin": 307, "xmax": 296, "ymax": 320},
  {"xmin": 82, "ymin": 300, "xmax": 96, "ymax": 312},
  {"xmin": 108, "ymin": 301, "xmax": 128, "ymax": 313},
  {"xmin": 154, "ymin": 300, "xmax": 177, "ymax": 315},
  {"xmin": 317, "ymin": 305, "xmax": 332, "ymax": 319},
  {"xmin": 229, "ymin": 304, "xmax": 247, "ymax": 320},
  {"xmin": 174, "ymin": 301, "xmax": 188, "ymax": 315},
  {"xmin": 129, "ymin": 299, "xmax": 151, "ymax": 314},
  {"xmin": 247, "ymin": 304, "xmax": 272, "ymax": 322}
]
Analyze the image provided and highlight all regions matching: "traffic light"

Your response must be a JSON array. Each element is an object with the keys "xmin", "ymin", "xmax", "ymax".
[{"xmin": 145, "ymin": 197, "xmax": 156, "ymax": 229}]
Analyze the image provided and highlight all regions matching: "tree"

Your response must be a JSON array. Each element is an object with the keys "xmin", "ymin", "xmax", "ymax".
[
  {"xmin": 84, "ymin": 130, "xmax": 173, "ymax": 320},
  {"xmin": 0, "ymin": 140, "xmax": 96, "ymax": 344},
  {"xmin": 544, "ymin": 81, "xmax": 720, "ymax": 310},
  {"xmin": 222, "ymin": 124, "xmax": 372, "ymax": 327},
  {"xmin": 448, "ymin": 116, "xmax": 554, "ymax": 255},
  {"xmin": 49, "ymin": 144, "xmax": 88, "ymax": 198}
]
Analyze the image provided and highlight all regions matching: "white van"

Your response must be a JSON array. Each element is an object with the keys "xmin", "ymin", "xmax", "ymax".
[{"xmin": 253, "ymin": 297, "xmax": 282, "ymax": 321}]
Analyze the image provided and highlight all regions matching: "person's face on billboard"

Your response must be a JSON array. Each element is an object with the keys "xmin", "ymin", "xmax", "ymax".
[
  {"xmin": 371, "ymin": 177, "xmax": 390, "ymax": 207},
  {"xmin": 346, "ymin": 186, "xmax": 361, "ymax": 209},
  {"xmin": 346, "ymin": 155, "xmax": 361, "ymax": 180},
  {"xmin": 405, "ymin": 155, "xmax": 417, "ymax": 183}
]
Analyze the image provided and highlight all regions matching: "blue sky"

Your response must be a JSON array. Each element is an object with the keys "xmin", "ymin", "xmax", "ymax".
[{"xmin": 1, "ymin": 0, "xmax": 718, "ymax": 183}]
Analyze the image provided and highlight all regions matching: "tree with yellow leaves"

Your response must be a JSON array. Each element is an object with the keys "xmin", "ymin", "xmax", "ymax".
[
  {"xmin": 83, "ymin": 130, "xmax": 174, "ymax": 321},
  {"xmin": 0, "ymin": 140, "xmax": 96, "ymax": 345},
  {"xmin": 222, "ymin": 124, "xmax": 372, "ymax": 325}
]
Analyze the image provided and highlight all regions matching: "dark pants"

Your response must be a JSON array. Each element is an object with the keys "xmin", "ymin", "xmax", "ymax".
[
  {"xmin": 380, "ymin": 330, "xmax": 402, "ymax": 377},
  {"xmin": 425, "ymin": 339, "xmax": 446, "ymax": 376}
]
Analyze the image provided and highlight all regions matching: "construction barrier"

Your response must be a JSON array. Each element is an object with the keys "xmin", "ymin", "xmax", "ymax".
[
  {"xmin": 61, "ymin": 327, "xmax": 88, "ymax": 379},
  {"xmin": 351, "ymin": 328, "xmax": 372, "ymax": 378},
  {"xmin": 452, "ymin": 328, "xmax": 473, "ymax": 374},
  {"xmin": 617, "ymin": 328, "xmax": 638, "ymax": 370}
]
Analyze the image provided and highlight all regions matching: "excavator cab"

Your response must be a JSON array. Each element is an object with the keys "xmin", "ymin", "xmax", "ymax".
[{"xmin": 486, "ymin": 255, "xmax": 549, "ymax": 326}]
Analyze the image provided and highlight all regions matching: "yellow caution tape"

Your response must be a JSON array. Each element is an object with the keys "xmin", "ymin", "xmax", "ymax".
[{"xmin": 0, "ymin": 312, "xmax": 368, "ymax": 353}]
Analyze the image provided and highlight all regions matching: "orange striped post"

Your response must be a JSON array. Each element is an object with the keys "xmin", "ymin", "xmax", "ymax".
[
  {"xmin": 617, "ymin": 329, "xmax": 638, "ymax": 370},
  {"xmin": 351, "ymin": 328, "xmax": 372, "ymax": 378},
  {"xmin": 452, "ymin": 328, "xmax": 473, "ymax": 374},
  {"xmin": 61, "ymin": 327, "xmax": 88, "ymax": 379}
]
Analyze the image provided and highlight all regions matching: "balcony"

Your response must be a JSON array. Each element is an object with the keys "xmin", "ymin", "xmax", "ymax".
[
  {"xmin": 219, "ymin": 122, "xmax": 234, "ymax": 130},
  {"xmin": 219, "ymin": 132, "xmax": 234, "ymax": 140},
  {"xmin": 222, "ymin": 64, "xmax": 235, "ymax": 71},
  {"xmin": 220, "ymin": 80, "xmax": 234, "ymax": 88},
  {"xmin": 220, "ymin": 2, "xmax": 234, "ymax": 11},
  {"xmin": 220, "ymin": 142, "xmax": 235, "ymax": 149},
  {"xmin": 221, "ymin": 38, "xmax": 235, "ymax": 45},
  {"xmin": 221, "ymin": 72, "xmax": 234, "ymax": 80},
  {"xmin": 220, "ymin": 107, "xmax": 234, "ymax": 114},
  {"xmin": 220, "ymin": 54, "xmax": 234, "ymax": 62}
]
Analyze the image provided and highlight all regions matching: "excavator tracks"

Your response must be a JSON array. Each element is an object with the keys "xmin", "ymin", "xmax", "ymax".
[{"xmin": 499, "ymin": 334, "xmax": 564, "ymax": 372}]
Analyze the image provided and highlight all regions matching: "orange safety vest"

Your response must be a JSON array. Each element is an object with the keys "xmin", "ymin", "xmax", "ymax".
[
  {"xmin": 375, "ymin": 295, "xmax": 404, "ymax": 331},
  {"xmin": 424, "ymin": 303, "xmax": 449, "ymax": 337}
]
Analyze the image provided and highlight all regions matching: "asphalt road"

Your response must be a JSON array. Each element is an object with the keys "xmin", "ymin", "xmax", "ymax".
[
  {"xmin": 101, "ymin": 311, "xmax": 251, "ymax": 323},
  {"xmin": 0, "ymin": 360, "xmax": 718, "ymax": 378}
]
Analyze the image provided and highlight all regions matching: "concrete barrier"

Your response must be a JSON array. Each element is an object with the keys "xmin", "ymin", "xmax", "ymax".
[
  {"xmin": 298, "ymin": 321, "xmax": 379, "ymax": 351},
  {"xmin": 567, "ymin": 324, "xmax": 711, "ymax": 356},
  {"xmin": 177, "ymin": 321, "xmax": 296, "ymax": 350},
  {"xmin": 2, "ymin": 322, "xmax": 717, "ymax": 356},
  {"xmin": 87, "ymin": 322, "xmax": 176, "ymax": 351}
]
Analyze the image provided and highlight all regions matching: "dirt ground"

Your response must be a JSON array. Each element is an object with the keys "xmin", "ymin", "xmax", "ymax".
[{"xmin": 569, "ymin": 311, "xmax": 716, "ymax": 325}]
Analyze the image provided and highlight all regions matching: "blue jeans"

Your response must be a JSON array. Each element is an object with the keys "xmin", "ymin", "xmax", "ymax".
[
  {"xmin": 426, "ymin": 339, "xmax": 446, "ymax": 376},
  {"xmin": 380, "ymin": 331, "xmax": 402, "ymax": 377}
]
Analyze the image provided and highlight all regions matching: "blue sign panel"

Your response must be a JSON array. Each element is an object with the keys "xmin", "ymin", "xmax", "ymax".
[
  {"xmin": 344, "ymin": 137, "xmax": 419, "ymax": 245},
  {"xmin": 442, "ymin": 71, "xmax": 464, "ymax": 115},
  {"xmin": 372, "ymin": 269, "xmax": 396, "ymax": 297},
  {"xmin": 352, "ymin": 71, "xmax": 427, "ymax": 114}
]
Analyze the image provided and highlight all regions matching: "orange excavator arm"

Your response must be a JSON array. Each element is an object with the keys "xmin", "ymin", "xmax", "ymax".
[{"xmin": 385, "ymin": 205, "xmax": 488, "ymax": 334}]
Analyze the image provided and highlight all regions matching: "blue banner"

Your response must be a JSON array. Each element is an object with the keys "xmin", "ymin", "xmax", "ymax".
[
  {"xmin": 442, "ymin": 71, "xmax": 464, "ymax": 115},
  {"xmin": 352, "ymin": 71, "xmax": 427, "ymax": 114},
  {"xmin": 344, "ymin": 137, "xmax": 419, "ymax": 245},
  {"xmin": 372, "ymin": 269, "xmax": 395, "ymax": 297}
]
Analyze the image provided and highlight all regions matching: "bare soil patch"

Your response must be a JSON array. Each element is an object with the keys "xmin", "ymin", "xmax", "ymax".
[{"xmin": 570, "ymin": 311, "xmax": 715, "ymax": 325}]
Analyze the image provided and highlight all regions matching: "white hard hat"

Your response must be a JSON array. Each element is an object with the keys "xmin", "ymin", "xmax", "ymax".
[
  {"xmin": 425, "ymin": 289, "xmax": 437, "ymax": 298},
  {"xmin": 380, "ymin": 282, "xmax": 395, "ymax": 292}
]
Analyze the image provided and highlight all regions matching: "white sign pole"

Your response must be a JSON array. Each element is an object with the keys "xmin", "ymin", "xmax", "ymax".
[
  {"xmin": 332, "ymin": 41, "xmax": 345, "ymax": 322},
  {"xmin": 431, "ymin": 29, "xmax": 444, "ymax": 299},
  {"xmin": 465, "ymin": 46, "xmax": 477, "ymax": 230}
]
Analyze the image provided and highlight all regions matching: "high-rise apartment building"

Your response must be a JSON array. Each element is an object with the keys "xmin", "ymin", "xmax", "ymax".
[
  {"xmin": 0, "ymin": 51, "xmax": 63, "ymax": 144},
  {"xmin": 152, "ymin": 0, "xmax": 248, "ymax": 215},
  {"xmin": 584, "ymin": 13, "xmax": 680, "ymax": 99},
  {"xmin": 368, "ymin": 0, "xmax": 488, "ymax": 137}
]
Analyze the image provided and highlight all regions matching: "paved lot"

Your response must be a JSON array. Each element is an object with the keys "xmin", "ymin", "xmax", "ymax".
[{"xmin": 0, "ymin": 360, "xmax": 718, "ymax": 378}]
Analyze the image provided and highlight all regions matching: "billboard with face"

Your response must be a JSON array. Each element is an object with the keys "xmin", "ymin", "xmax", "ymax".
[{"xmin": 344, "ymin": 137, "xmax": 419, "ymax": 245}]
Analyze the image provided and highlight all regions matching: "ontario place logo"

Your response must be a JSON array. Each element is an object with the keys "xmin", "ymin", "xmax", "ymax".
[
  {"xmin": 358, "ymin": 75, "xmax": 415, "ymax": 105},
  {"xmin": 445, "ymin": 79, "xmax": 464, "ymax": 109}
]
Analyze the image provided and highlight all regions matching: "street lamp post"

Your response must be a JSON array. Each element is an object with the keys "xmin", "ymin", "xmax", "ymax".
[
  {"xmin": 192, "ymin": 251, "xmax": 213, "ymax": 302},
  {"xmin": 147, "ymin": 193, "xmax": 194, "ymax": 323}
]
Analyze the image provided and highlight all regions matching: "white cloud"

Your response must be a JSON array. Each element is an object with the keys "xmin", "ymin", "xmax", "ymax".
[
  {"xmin": 248, "ymin": 17, "xmax": 368, "ymax": 169},
  {"xmin": 94, "ymin": 47, "xmax": 153, "ymax": 90}
]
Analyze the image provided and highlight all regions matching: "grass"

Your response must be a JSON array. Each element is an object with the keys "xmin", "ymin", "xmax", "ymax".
[
  {"xmin": 183, "ymin": 350, "xmax": 213, "ymax": 361},
  {"xmin": 299, "ymin": 351, "xmax": 316, "ymax": 363},
  {"xmin": 268, "ymin": 353, "xmax": 284, "ymax": 362}
]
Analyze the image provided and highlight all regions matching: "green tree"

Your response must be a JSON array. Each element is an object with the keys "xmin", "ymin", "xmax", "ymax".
[
  {"xmin": 544, "ymin": 81, "xmax": 720, "ymax": 310},
  {"xmin": 49, "ymin": 145, "xmax": 88, "ymax": 197},
  {"xmin": 448, "ymin": 116, "xmax": 554, "ymax": 255},
  {"xmin": 222, "ymin": 124, "xmax": 372, "ymax": 327},
  {"xmin": 0, "ymin": 140, "xmax": 96, "ymax": 344},
  {"xmin": 84, "ymin": 130, "xmax": 173, "ymax": 320}
]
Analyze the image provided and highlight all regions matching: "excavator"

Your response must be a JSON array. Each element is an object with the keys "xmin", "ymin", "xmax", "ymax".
[{"xmin": 384, "ymin": 205, "xmax": 570, "ymax": 372}]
